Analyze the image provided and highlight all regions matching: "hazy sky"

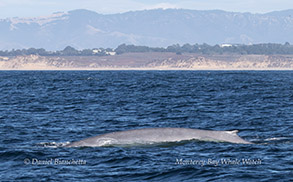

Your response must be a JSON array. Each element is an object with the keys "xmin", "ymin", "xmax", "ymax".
[{"xmin": 0, "ymin": 0, "xmax": 292, "ymax": 18}]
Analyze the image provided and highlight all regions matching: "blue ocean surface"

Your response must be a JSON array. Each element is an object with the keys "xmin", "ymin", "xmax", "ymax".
[{"xmin": 0, "ymin": 71, "xmax": 292, "ymax": 181}]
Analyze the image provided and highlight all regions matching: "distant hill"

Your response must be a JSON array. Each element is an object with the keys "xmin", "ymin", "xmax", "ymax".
[{"xmin": 1, "ymin": 9, "xmax": 293, "ymax": 50}]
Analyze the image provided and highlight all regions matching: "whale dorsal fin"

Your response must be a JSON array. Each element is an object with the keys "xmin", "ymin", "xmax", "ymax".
[{"xmin": 226, "ymin": 130, "xmax": 239, "ymax": 135}]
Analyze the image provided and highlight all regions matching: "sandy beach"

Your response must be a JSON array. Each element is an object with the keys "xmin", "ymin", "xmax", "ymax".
[{"xmin": 0, "ymin": 53, "xmax": 293, "ymax": 70}]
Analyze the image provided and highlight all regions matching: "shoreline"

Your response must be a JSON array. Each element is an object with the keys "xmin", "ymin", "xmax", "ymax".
[
  {"xmin": 1, "ymin": 68, "xmax": 292, "ymax": 71},
  {"xmin": 1, "ymin": 53, "xmax": 293, "ymax": 71}
]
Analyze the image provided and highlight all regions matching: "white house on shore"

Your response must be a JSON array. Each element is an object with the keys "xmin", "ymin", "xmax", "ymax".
[
  {"xmin": 220, "ymin": 44, "xmax": 233, "ymax": 48},
  {"xmin": 92, "ymin": 49, "xmax": 116, "ymax": 56}
]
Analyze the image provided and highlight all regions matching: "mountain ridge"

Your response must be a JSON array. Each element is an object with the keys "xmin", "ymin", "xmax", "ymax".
[{"xmin": 1, "ymin": 8, "xmax": 293, "ymax": 50}]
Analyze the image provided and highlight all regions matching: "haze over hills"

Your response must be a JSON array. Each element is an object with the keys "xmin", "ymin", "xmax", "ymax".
[{"xmin": 1, "ymin": 9, "xmax": 293, "ymax": 50}]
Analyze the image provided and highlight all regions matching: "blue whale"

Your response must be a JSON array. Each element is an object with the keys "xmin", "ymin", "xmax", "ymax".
[{"xmin": 65, "ymin": 128, "xmax": 252, "ymax": 147}]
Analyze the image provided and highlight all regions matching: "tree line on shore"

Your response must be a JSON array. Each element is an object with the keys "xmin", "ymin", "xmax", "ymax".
[
  {"xmin": 0, "ymin": 46, "xmax": 115, "ymax": 57},
  {"xmin": 1, "ymin": 42, "xmax": 293, "ymax": 56},
  {"xmin": 115, "ymin": 42, "xmax": 293, "ymax": 55}
]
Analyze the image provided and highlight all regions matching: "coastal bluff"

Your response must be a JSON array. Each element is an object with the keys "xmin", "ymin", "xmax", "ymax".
[{"xmin": 0, "ymin": 53, "xmax": 292, "ymax": 70}]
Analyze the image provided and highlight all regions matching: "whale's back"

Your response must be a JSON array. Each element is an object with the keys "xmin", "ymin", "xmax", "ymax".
[{"xmin": 65, "ymin": 128, "xmax": 252, "ymax": 147}]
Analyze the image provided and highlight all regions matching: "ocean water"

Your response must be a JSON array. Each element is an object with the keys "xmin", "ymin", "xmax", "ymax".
[{"xmin": 0, "ymin": 71, "xmax": 292, "ymax": 181}]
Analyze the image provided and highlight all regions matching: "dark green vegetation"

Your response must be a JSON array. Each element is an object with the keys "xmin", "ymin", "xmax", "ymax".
[
  {"xmin": 0, "ymin": 46, "xmax": 115, "ymax": 56},
  {"xmin": 1, "ymin": 43, "xmax": 293, "ymax": 56},
  {"xmin": 115, "ymin": 42, "xmax": 293, "ymax": 55}
]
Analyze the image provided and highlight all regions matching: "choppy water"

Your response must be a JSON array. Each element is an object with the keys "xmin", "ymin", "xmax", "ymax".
[{"xmin": 0, "ymin": 71, "xmax": 292, "ymax": 181}]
